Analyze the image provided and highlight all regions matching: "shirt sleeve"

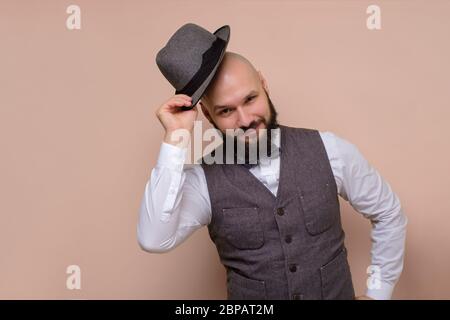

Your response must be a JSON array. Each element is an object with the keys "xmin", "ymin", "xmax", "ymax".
[
  {"xmin": 137, "ymin": 142, "xmax": 212, "ymax": 253},
  {"xmin": 319, "ymin": 131, "xmax": 408, "ymax": 300}
]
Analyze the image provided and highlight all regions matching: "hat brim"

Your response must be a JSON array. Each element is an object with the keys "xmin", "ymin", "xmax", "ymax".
[{"xmin": 180, "ymin": 25, "xmax": 230, "ymax": 110}]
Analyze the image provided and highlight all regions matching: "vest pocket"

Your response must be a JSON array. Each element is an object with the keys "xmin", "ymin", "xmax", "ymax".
[
  {"xmin": 298, "ymin": 182, "xmax": 339, "ymax": 235},
  {"xmin": 227, "ymin": 269, "xmax": 267, "ymax": 300},
  {"xmin": 221, "ymin": 207, "xmax": 264, "ymax": 250},
  {"xmin": 319, "ymin": 248, "xmax": 355, "ymax": 300}
]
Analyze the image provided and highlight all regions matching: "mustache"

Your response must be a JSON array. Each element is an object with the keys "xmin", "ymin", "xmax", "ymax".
[{"xmin": 240, "ymin": 119, "xmax": 263, "ymax": 132}]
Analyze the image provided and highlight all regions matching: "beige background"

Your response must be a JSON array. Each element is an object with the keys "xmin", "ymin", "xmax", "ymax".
[{"xmin": 1, "ymin": 0, "xmax": 449, "ymax": 299}]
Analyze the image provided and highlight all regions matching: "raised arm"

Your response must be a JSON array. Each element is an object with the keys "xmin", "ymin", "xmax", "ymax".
[{"xmin": 137, "ymin": 95, "xmax": 211, "ymax": 253}]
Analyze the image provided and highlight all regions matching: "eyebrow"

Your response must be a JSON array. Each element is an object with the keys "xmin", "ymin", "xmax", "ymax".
[{"xmin": 213, "ymin": 90, "xmax": 259, "ymax": 112}]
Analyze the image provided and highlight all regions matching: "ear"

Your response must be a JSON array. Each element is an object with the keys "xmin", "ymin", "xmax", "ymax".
[
  {"xmin": 200, "ymin": 100, "xmax": 213, "ymax": 123},
  {"xmin": 257, "ymin": 70, "xmax": 269, "ymax": 95}
]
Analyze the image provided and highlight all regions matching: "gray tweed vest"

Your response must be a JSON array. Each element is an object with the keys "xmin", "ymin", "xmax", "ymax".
[{"xmin": 200, "ymin": 125, "xmax": 355, "ymax": 300}]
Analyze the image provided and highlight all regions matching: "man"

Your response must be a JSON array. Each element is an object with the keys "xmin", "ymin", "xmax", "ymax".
[{"xmin": 137, "ymin": 23, "xmax": 407, "ymax": 300}]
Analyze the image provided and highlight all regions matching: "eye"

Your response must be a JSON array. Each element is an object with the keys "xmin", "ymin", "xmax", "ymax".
[
  {"xmin": 246, "ymin": 95, "xmax": 256, "ymax": 103},
  {"xmin": 220, "ymin": 108, "xmax": 232, "ymax": 115}
]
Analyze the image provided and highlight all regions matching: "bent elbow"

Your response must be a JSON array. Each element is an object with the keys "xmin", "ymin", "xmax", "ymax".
[
  {"xmin": 136, "ymin": 227, "xmax": 173, "ymax": 254},
  {"xmin": 138, "ymin": 239, "xmax": 170, "ymax": 254}
]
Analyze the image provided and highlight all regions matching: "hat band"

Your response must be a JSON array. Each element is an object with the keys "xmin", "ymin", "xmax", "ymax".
[{"xmin": 175, "ymin": 37, "xmax": 226, "ymax": 97}]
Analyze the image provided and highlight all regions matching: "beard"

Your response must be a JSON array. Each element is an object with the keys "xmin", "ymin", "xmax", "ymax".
[{"xmin": 210, "ymin": 89, "xmax": 280, "ymax": 165}]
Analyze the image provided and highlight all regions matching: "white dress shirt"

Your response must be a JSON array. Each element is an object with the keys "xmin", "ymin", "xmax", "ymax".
[{"xmin": 137, "ymin": 128, "xmax": 407, "ymax": 300}]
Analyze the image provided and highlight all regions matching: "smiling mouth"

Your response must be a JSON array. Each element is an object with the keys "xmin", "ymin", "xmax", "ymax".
[
  {"xmin": 245, "ymin": 120, "xmax": 264, "ymax": 132},
  {"xmin": 241, "ymin": 122, "xmax": 266, "ymax": 142}
]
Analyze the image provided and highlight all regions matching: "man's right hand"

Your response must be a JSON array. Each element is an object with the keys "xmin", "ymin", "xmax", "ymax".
[{"xmin": 155, "ymin": 94, "xmax": 198, "ymax": 147}]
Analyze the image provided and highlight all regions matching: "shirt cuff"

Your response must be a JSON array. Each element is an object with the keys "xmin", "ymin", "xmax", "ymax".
[
  {"xmin": 156, "ymin": 142, "xmax": 187, "ymax": 173},
  {"xmin": 365, "ymin": 280, "xmax": 395, "ymax": 300}
]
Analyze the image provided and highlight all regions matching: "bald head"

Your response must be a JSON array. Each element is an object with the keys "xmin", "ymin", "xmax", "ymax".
[
  {"xmin": 198, "ymin": 51, "xmax": 273, "ymax": 138},
  {"xmin": 201, "ymin": 52, "xmax": 264, "ymax": 108}
]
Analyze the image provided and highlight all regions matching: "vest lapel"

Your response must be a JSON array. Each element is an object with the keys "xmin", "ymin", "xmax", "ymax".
[{"xmin": 221, "ymin": 125, "xmax": 290, "ymax": 202}]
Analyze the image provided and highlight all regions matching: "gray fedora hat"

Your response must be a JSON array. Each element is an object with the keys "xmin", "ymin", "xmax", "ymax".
[{"xmin": 156, "ymin": 23, "xmax": 230, "ymax": 110}]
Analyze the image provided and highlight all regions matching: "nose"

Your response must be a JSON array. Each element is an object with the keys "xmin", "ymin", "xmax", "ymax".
[{"xmin": 236, "ymin": 106, "xmax": 253, "ymax": 128}]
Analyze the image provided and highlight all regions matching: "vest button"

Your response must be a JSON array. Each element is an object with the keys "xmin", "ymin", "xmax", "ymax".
[
  {"xmin": 276, "ymin": 207, "xmax": 285, "ymax": 216},
  {"xmin": 292, "ymin": 293, "xmax": 303, "ymax": 300},
  {"xmin": 289, "ymin": 264, "xmax": 297, "ymax": 272},
  {"xmin": 285, "ymin": 235, "xmax": 292, "ymax": 243}
]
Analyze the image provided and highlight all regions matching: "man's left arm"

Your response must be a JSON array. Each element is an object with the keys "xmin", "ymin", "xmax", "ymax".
[{"xmin": 320, "ymin": 131, "xmax": 408, "ymax": 300}]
